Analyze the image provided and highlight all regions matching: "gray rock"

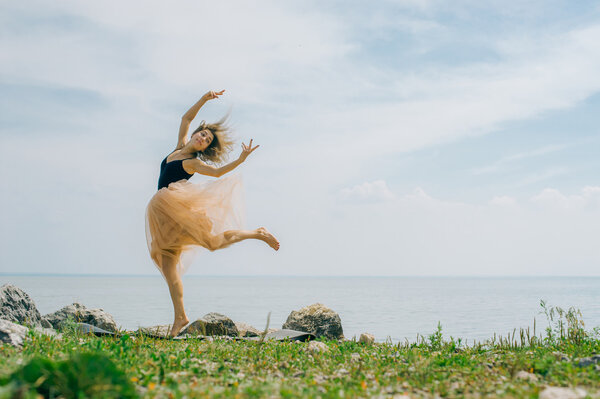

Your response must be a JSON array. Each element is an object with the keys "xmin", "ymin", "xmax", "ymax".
[
  {"xmin": 539, "ymin": 386, "xmax": 587, "ymax": 399},
  {"xmin": 0, "ymin": 284, "xmax": 51, "ymax": 328},
  {"xmin": 0, "ymin": 319, "xmax": 29, "ymax": 347},
  {"xmin": 359, "ymin": 333, "xmax": 375, "ymax": 344},
  {"xmin": 180, "ymin": 313, "xmax": 238, "ymax": 337},
  {"xmin": 282, "ymin": 303, "xmax": 344, "ymax": 340},
  {"xmin": 575, "ymin": 354, "xmax": 600, "ymax": 367},
  {"xmin": 235, "ymin": 321, "xmax": 261, "ymax": 337},
  {"xmin": 137, "ymin": 325, "xmax": 171, "ymax": 338},
  {"xmin": 515, "ymin": 370, "xmax": 538, "ymax": 382},
  {"xmin": 33, "ymin": 326, "xmax": 61, "ymax": 338},
  {"xmin": 307, "ymin": 341, "xmax": 329, "ymax": 354},
  {"xmin": 44, "ymin": 303, "xmax": 118, "ymax": 332},
  {"xmin": 553, "ymin": 351, "xmax": 570, "ymax": 362}
]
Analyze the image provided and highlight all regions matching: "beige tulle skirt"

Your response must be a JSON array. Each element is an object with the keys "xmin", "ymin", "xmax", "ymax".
[{"xmin": 145, "ymin": 174, "xmax": 245, "ymax": 277}]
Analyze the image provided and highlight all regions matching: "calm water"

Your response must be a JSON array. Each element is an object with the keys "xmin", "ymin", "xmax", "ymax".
[{"xmin": 2, "ymin": 275, "xmax": 599, "ymax": 343}]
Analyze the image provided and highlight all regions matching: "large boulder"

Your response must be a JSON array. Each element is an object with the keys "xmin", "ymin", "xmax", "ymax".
[
  {"xmin": 181, "ymin": 312, "xmax": 238, "ymax": 337},
  {"xmin": 0, "ymin": 284, "xmax": 51, "ymax": 328},
  {"xmin": 282, "ymin": 303, "xmax": 344, "ymax": 340},
  {"xmin": 44, "ymin": 303, "xmax": 118, "ymax": 332},
  {"xmin": 0, "ymin": 319, "xmax": 29, "ymax": 347}
]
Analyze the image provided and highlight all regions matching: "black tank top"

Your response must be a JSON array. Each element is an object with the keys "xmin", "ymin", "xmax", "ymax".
[{"xmin": 157, "ymin": 153, "xmax": 194, "ymax": 190}]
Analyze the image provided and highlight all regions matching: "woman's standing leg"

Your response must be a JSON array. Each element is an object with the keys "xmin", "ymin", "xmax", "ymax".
[{"xmin": 160, "ymin": 253, "xmax": 190, "ymax": 337}]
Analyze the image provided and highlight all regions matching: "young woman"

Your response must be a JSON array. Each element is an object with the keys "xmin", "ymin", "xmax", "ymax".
[{"xmin": 145, "ymin": 89, "xmax": 280, "ymax": 337}]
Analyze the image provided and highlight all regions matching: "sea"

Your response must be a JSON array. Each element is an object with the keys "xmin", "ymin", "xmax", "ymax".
[{"xmin": 2, "ymin": 275, "xmax": 599, "ymax": 343}]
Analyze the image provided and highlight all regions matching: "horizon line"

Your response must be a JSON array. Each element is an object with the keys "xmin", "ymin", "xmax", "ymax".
[{"xmin": 2, "ymin": 273, "xmax": 600, "ymax": 278}]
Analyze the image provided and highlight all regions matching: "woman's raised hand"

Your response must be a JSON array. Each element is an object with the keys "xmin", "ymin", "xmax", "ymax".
[
  {"xmin": 203, "ymin": 89, "xmax": 225, "ymax": 101},
  {"xmin": 239, "ymin": 139, "xmax": 259, "ymax": 162}
]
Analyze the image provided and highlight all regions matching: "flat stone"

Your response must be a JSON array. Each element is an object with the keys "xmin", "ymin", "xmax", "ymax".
[
  {"xmin": 0, "ymin": 319, "xmax": 29, "ymax": 347},
  {"xmin": 44, "ymin": 303, "xmax": 118, "ymax": 332},
  {"xmin": 539, "ymin": 387, "xmax": 587, "ymax": 399},
  {"xmin": 0, "ymin": 285, "xmax": 51, "ymax": 328},
  {"xmin": 282, "ymin": 303, "xmax": 344, "ymax": 340},
  {"xmin": 249, "ymin": 329, "xmax": 314, "ymax": 342}
]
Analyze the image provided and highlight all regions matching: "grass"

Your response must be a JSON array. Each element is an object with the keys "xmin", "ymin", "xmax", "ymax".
[{"xmin": 1, "ymin": 301, "xmax": 599, "ymax": 398}]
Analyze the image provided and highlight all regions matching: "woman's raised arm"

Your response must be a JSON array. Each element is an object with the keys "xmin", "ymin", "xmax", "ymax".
[
  {"xmin": 188, "ymin": 139, "xmax": 259, "ymax": 178},
  {"xmin": 176, "ymin": 90, "xmax": 225, "ymax": 149}
]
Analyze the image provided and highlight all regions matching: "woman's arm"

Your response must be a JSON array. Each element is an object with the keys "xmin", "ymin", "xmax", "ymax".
[
  {"xmin": 189, "ymin": 139, "xmax": 259, "ymax": 177},
  {"xmin": 176, "ymin": 90, "xmax": 225, "ymax": 149}
]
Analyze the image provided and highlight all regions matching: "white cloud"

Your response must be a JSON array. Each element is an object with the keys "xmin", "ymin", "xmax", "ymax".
[
  {"xmin": 339, "ymin": 180, "xmax": 395, "ymax": 202},
  {"xmin": 0, "ymin": 1, "xmax": 351, "ymax": 104},
  {"xmin": 531, "ymin": 186, "xmax": 600, "ymax": 210},
  {"xmin": 302, "ymin": 186, "xmax": 600, "ymax": 276},
  {"xmin": 472, "ymin": 144, "xmax": 567, "ymax": 175},
  {"xmin": 2, "ymin": 1, "xmax": 600, "ymax": 276},
  {"xmin": 489, "ymin": 196, "xmax": 517, "ymax": 207}
]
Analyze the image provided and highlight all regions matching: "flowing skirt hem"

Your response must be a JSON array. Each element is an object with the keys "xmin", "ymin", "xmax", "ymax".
[{"xmin": 145, "ymin": 173, "xmax": 245, "ymax": 277}]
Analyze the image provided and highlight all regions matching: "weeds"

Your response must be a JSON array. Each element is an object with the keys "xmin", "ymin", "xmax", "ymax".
[
  {"xmin": 0, "ymin": 352, "xmax": 135, "ymax": 398},
  {"xmin": 0, "ymin": 301, "xmax": 598, "ymax": 398}
]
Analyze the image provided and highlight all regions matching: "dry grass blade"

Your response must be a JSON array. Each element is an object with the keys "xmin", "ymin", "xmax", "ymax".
[{"xmin": 258, "ymin": 312, "xmax": 271, "ymax": 345}]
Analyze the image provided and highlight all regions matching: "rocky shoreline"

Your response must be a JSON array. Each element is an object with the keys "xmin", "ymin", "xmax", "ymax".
[{"xmin": 0, "ymin": 284, "xmax": 372, "ymax": 347}]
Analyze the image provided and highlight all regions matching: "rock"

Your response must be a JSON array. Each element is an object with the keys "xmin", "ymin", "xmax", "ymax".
[
  {"xmin": 33, "ymin": 326, "xmax": 61, "ymax": 338},
  {"xmin": 575, "ymin": 354, "xmax": 600, "ymax": 367},
  {"xmin": 350, "ymin": 353, "xmax": 361, "ymax": 362},
  {"xmin": 359, "ymin": 333, "xmax": 375, "ymax": 344},
  {"xmin": 0, "ymin": 319, "xmax": 29, "ymax": 347},
  {"xmin": 0, "ymin": 285, "xmax": 51, "ymax": 328},
  {"xmin": 44, "ymin": 303, "xmax": 118, "ymax": 332},
  {"xmin": 539, "ymin": 387, "xmax": 587, "ymax": 399},
  {"xmin": 553, "ymin": 352, "xmax": 570, "ymax": 362},
  {"xmin": 308, "ymin": 341, "xmax": 329, "ymax": 354},
  {"xmin": 282, "ymin": 303, "xmax": 344, "ymax": 340},
  {"xmin": 234, "ymin": 321, "xmax": 261, "ymax": 337},
  {"xmin": 136, "ymin": 325, "xmax": 171, "ymax": 338},
  {"xmin": 515, "ymin": 370, "xmax": 538, "ymax": 382},
  {"xmin": 180, "ymin": 313, "xmax": 238, "ymax": 337}
]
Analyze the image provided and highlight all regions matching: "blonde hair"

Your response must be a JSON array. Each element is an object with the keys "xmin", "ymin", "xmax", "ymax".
[{"xmin": 192, "ymin": 115, "xmax": 235, "ymax": 165}]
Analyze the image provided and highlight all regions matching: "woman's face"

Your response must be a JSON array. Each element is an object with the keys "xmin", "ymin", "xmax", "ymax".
[{"xmin": 192, "ymin": 129, "xmax": 214, "ymax": 152}]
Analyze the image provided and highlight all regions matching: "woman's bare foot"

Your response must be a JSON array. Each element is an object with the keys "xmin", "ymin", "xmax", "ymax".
[
  {"xmin": 256, "ymin": 227, "xmax": 280, "ymax": 250},
  {"xmin": 169, "ymin": 316, "xmax": 190, "ymax": 338}
]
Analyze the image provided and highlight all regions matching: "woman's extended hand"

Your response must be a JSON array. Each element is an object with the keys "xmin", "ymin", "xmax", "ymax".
[
  {"xmin": 202, "ymin": 89, "xmax": 225, "ymax": 101},
  {"xmin": 239, "ymin": 139, "xmax": 259, "ymax": 162}
]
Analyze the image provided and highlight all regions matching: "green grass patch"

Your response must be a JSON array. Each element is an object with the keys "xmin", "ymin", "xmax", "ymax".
[{"xmin": 1, "ymin": 302, "xmax": 599, "ymax": 398}]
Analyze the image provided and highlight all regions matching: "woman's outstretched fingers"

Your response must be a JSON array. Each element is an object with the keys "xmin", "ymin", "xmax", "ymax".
[{"xmin": 205, "ymin": 89, "xmax": 225, "ymax": 100}]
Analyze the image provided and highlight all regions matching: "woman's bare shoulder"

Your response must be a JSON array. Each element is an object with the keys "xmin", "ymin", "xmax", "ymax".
[{"xmin": 166, "ymin": 148, "xmax": 185, "ymax": 163}]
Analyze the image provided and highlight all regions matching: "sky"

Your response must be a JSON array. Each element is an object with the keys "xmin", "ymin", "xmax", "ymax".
[{"xmin": 1, "ymin": 0, "xmax": 600, "ymax": 276}]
